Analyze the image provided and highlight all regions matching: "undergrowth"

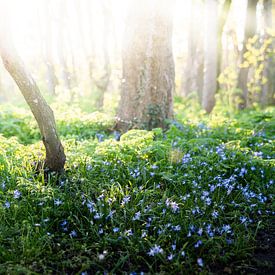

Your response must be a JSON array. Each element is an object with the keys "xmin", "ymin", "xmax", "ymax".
[{"xmin": 0, "ymin": 102, "xmax": 274, "ymax": 274}]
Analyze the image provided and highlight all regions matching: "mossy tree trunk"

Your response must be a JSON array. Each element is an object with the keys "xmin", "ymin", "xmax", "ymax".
[
  {"xmin": 117, "ymin": 0, "xmax": 175, "ymax": 131},
  {"xmin": 0, "ymin": 11, "xmax": 66, "ymax": 172}
]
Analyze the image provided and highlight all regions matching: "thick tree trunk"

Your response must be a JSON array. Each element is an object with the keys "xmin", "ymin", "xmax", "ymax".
[
  {"xmin": 0, "ymin": 13, "xmax": 66, "ymax": 172},
  {"xmin": 237, "ymin": 0, "xmax": 258, "ymax": 109},
  {"xmin": 202, "ymin": 0, "xmax": 218, "ymax": 113},
  {"xmin": 117, "ymin": 0, "xmax": 175, "ymax": 131}
]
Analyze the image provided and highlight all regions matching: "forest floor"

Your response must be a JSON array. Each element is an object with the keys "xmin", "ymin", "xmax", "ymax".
[{"xmin": 0, "ymin": 101, "xmax": 274, "ymax": 274}]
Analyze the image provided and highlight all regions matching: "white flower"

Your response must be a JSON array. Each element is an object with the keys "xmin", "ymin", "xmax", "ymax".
[{"xmin": 98, "ymin": 250, "xmax": 107, "ymax": 260}]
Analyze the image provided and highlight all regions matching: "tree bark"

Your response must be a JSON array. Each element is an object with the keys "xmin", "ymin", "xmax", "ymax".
[
  {"xmin": 117, "ymin": 0, "xmax": 175, "ymax": 131},
  {"xmin": 0, "ymin": 10, "xmax": 66, "ymax": 172},
  {"xmin": 236, "ymin": 0, "xmax": 258, "ymax": 109},
  {"xmin": 202, "ymin": 0, "xmax": 218, "ymax": 113}
]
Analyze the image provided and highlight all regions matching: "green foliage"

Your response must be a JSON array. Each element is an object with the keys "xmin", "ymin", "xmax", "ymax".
[
  {"xmin": 242, "ymin": 32, "xmax": 275, "ymax": 105},
  {"xmin": 219, "ymin": 31, "xmax": 275, "ymax": 109},
  {"xmin": 0, "ymin": 103, "xmax": 274, "ymax": 273}
]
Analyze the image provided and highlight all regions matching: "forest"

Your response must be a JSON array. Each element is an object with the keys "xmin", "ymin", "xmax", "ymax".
[{"xmin": 0, "ymin": 0, "xmax": 274, "ymax": 274}]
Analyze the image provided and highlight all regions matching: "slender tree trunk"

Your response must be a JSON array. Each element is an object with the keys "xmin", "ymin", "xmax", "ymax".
[
  {"xmin": 86, "ymin": 0, "xmax": 96, "ymax": 94},
  {"xmin": 0, "ymin": 11, "xmax": 66, "ymax": 172},
  {"xmin": 0, "ymin": 74, "xmax": 5, "ymax": 102},
  {"xmin": 237, "ymin": 0, "xmax": 258, "ymax": 109},
  {"xmin": 94, "ymin": 0, "xmax": 111, "ymax": 110},
  {"xmin": 202, "ymin": 0, "xmax": 218, "ymax": 113},
  {"xmin": 261, "ymin": 0, "xmax": 273, "ymax": 107},
  {"xmin": 180, "ymin": 0, "xmax": 204, "ymax": 100},
  {"xmin": 180, "ymin": 0, "xmax": 194, "ymax": 98},
  {"xmin": 57, "ymin": 0, "xmax": 71, "ymax": 92},
  {"xmin": 44, "ymin": 1, "xmax": 58, "ymax": 96},
  {"xmin": 117, "ymin": 0, "xmax": 175, "ymax": 131},
  {"xmin": 217, "ymin": 0, "xmax": 231, "ymax": 90}
]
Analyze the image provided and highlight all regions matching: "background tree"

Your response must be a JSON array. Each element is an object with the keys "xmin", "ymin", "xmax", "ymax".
[
  {"xmin": 237, "ymin": 0, "xmax": 258, "ymax": 109},
  {"xmin": 180, "ymin": 0, "xmax": 204, "ymax": 100},
  {"xmin": 42, "ymin": 0, "xmax": 58, "ymax": 96},
  {"xmin": 0, "ymin": 7, "xmax": 66, "ymax": 172},
  {"xmin": 92, "ymin": 0, "xmax": 111, "ymax": 110},
  {"xmin": 117, "ymin": 0, "xmax": 175, "ymax": 131},
  {"xmin": 202, "ymin": 0, "xmax": 218, "ymax": 113},
  {"xmin": 261, "ymin": 0, "xmax": 274, "ymax": 106},
  {"xmin": 217, "ymin": 0, "xmax": 232, "ymax": 90},
  {"xmin": 56, "ymin": 0, "xmax": 73, "ymax": 100}
]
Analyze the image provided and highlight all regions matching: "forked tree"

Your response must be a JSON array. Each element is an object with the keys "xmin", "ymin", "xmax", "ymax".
[
  {"xmin": 0, "ymin": 7, "xmax": 66, "ymax": 172},
  {"xmin": 117, "ymin": 0, "xmax": 175, "ymax": 131}
]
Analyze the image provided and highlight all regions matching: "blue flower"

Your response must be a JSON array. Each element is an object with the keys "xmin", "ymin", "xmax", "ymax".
[
  {"xmin": 69, "ymin": 230, "xmax": 77, "ymax": 237},
  {"xmin": 13, "ymin": 190, "xmax": 21, "ymax": 199},
  {"xmin": 148, "ymin": 244, "xmax": 163, "ymax": 256},
  {"xmin": 194, "ymin": 240, "xmax": 202, "ymax": 248},
  {"xmin": 3, "ymin": 201, "xmax": 10, "ymax": 208},
  {"xmin": 197, "ymin": 258, "xmax": 204, "ymax": 267}
]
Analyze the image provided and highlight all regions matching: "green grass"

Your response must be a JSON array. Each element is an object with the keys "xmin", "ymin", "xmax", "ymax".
[{"xmin": 0, "ymin": 101, "xmax": 274, "ymax": 274}]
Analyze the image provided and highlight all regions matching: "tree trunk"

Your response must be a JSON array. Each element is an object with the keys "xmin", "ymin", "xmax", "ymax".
[
  {"xmin": 94, "ymin": 0, "xmax": 111, "ymax": 110},
  {"xmin": 261, "ymin": 0, "xmax": 273, "ymax": 107},
  {"xmin": 237, "ymin": 0, "xmax": 258, "ymax": 109},
  {"xmin": 117, "ymin": 0, "xmax": 175, "ymax": 131},
  {"xmin": 180, "ymin": 0, "xmax": 204, "ymax": 101},
  {"xmin": 217, "ymin": 0, "xmax": 231, "ymax": 90},
  {"xmin": 57, "ymin": 0, "xmax": 72, "ymax": 93},
  {"xmin": 202, "ymin": 0, "xmax": 218, "ymax": 113},
  {"xmin": 38, "ymin": 0, "xmax": 58, "ymax": 97},
  {"xmin": 0, "ymin": 12, "xmax": 66, "ymax": 172}
]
